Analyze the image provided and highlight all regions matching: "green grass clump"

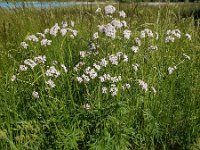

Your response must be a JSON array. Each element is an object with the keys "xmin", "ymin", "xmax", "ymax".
[{"xmin": 0, "ymin": 3, "xmax": 200, "ymax": 150}]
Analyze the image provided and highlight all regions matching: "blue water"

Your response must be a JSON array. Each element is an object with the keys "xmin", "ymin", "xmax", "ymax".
[{"xmin": 0, "ymin": 1, "xmax": 86, "ymax": 9}]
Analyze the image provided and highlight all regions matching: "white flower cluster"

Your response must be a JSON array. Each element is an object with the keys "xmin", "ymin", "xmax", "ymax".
[
  {"xmin": 46, "ymin": 66, "xmax": 61, "ymax": 78},
  {"xmin": 138, "ymin": 80, "xmax": 148, "ymax": 92},
  {"xmin": 105, "ymin": 5, "xmax": 116, "ymax": 15},
  {"xmin": 165, "ymin": 29, "xmax": 181, "ymax": 43},
  {"xmin": 111, "ymin": 19, "xmax": 123, "ymax": 29},
  {"xmin": 74, "ymin": 61, "xmax": 85, "ymax": 72},
  {"xmin": 26, "ymin": 35, "xmax": 39, "ymax": 42},
  {"xmin": 20, "ymin": 42, "xmax": 28, "ymax": 49},
  {"xmin": 12, "ymin": 54, "xmax": 68, "ymax": 92},
  {"xmin": 75, "ymin": 51, "xmax": 130, "ymax": 96},
  {"xmin": 168, "ymin": 66, "xmax": 177, "ymax": 75},
  {"xmin": 21, "ymin": 20, "xmax": 78, "ymax": 49},
  {"xmin": 137, "ymin": 79, "xmax": 157, "ymax": 93},
  {"xmin": 119, "ymin": 11, "xmax": 126, "ymax": 18},
  {"xmin": 97, "ymin": 6, "xmax": 129, "ymax": 39},
  {"xmin": 148, "ymin": 45, "xmax": 158, "ymax": 51},
  {"xmin": 23, "ymin": 55, "xmax": 46, "ymax": 70},
  {"xmin": 99, "ymin": 23, "xmax": 116, "ymax": 39},
  {"xmin": 123, "ymin": 30, "xmax": 132, "ymax": 39},
  {"xmin": 132, "ymin": 63, "xmax": 140, "ymax": 72},
  {"xmin": 185, "ymin": 33, "xmax": 192, "ymax": 40},
  {"xmin": 32, "ymin": 91, "xmax": 39, "ymax": 99},
  {"xmin": 131, "ymin": 46, "xmax": 139, "ymax": 53},
  {"xmin": 140, "ymin": 28, "xmax": 154, "ymax": 39},
  {"xmin": 41, "ymin": 39, "xmax": 52, "ymax": 46}
]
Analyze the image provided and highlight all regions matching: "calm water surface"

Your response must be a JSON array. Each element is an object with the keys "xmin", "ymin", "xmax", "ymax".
[{"xmin": 0, "ymin": 1, "xmax": 95, "ymax": 8}]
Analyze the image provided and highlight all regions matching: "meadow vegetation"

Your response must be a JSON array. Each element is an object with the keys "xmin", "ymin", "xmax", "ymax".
[{"xmin": 0, "ymin": 3, "xmax": 200, "ymax": 150}]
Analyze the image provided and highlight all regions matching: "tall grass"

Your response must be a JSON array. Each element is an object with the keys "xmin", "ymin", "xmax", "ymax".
[{"xmin": 0, "ymin": 3, "xmax": 200, "ymax": 150}]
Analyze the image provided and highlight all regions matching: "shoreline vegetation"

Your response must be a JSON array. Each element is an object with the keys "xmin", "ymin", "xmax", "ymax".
[{"xmin": 0, "ymin": 2, "xmax": 200, "ymax": 150}]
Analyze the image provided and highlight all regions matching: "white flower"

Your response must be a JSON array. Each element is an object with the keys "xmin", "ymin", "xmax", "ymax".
[
  {"xmin": 125, "ymin": 83, "xmax": 131, "ymax": 89},
  {"xmin": 24, "ymin": 59, "xmax": 37, "ymax": 69},
  {"xmin": 34, "ymin": 55, "xmax": 46, "ymax": 64},
  {"xmin": 89, "ymin": 42, "xmax": 98, "ymax": 50},
  {"xmin": 93, "ymin": 63, "xmax": 101, "ymax": 71},
  {"xmin": 140, "ymin": 31, "xmax": 146, "ymax": 39},
  {"xmin": 20, "ymin": 42, "xmax": 28, "ymax": 49},
  {"xmin": 19, "ymin": 65, "xmax": 28, "ymax": 71},
  {"xmin": 183, "ymin": 53, "xmax": 191, "ymax": 60},
  {"xmin": 82, "ymin": 74, "xmax": 90, "ymax": 82},
  {"xmin": 70, "ymin": 35, "xmax": 74, "ymax": 39},
  {"xmin": 61, "ymin": 64, "xmax": 68, "ymax": 73},
  {"xmin": 93, "ymin": 32, "xmax": 99, "ymax": 40},
  {"xmin": 77, "ymin": 77, "xmax": 83, "ymax": 83},
  {"xmin": 44, "ymin": 28, "xmax": 49, "ymax": 34},
  {"xmin": 62, "ymin": 21, "xmax": 68, "ymax": 28},
  {"xmin": 123, "ymin": 54, "xmax": 128, "ymax": 62},
  {"xmin": 41, "ymin": 39, "xmax": 52, "ymax": 46},
  {"xmin": 174, "ymin": 29, "xmax": 181, "ymax": 38},
  {"xmin": 111, "ymin": 19, "xmax": 123, "ymax": 29},
  {"xmin": 95, "ymin": 7, "xmax": 101, "ymax": 13},
  {"xmin": 102, "ymin": 87, "xmax": 108, "ymax": 93},
  {"xmin": 148, "ymin": 45, "xmax": 158, "ymax": 51},
  {"xmin": 60, "ymin": 28, "xmax": 68, "ymax": 36},
  {"xmin": 83, "ymin": 103, "xmax": 91, "ymax": 110},
  {"xmin": 88, "ymin": 69, "xmax": 98, "ymax": 79},
  {"xmin": 131, "ymin": 46, "xmax": 139, "ymax": 53},
  {"xmin": 26, "ymin": 35, "xmax": 39, "ymax": 42},
  {"xmin": 144, "ymin": 28, "xmax": 154, "ymax": 38},
  {"xmin": 109, "ymin": 54, "xmax": 118, "ymax": 65},
  {"xmin": 185, "ymin": 33, "xmax": 191, "ymax": 40},
  {"xmin": 121, "ymin": 20, "xmax": 127, "ymax": 27},
  {"xmin": 80, "ymin": 51, "xmax": 87, "ymax": 58},
  {"xmin": 103, "ymin": 23, "xmax": 116, "ymax": 39},
  {"xmin": 46, "ymin": 66, "xmax": 60, "ymax": 78},
  {"xmin": 168, "ymin": 66, "xmax": 177, "ymax": 75},
  {"xmin": 50, "ymin": 23, "xmax": 60, "ymax": 36},
  {"xmin": 134, "ymin": 37, "xmax": 141, "ymax": 46},
  {"xmin": 105, "ymin": 5, "xmax": 116, "ymax": 15},
  {"xmin": 119, "ymin": 10, "xmax": 126, "ymax": 18},
  {"xmin": 165, "ymin": 36, "xmax": 175, "ymax": 43},
  {"xmin": 74, "ymin": 62, "xmax": 85, "ymax": 71},
  {"xmin": 110, "ymin": 84, "xmax": 118, "ymax": 96},
  {"xmin": 132, "ymin": 64, "xmax": 139, "ymax": 72},
  {"xmin": 110, "ymin": 76, "xmax": 122, "ymax": 83},
  {"xmin": 99, "ymin": 58, "xmax": 108, "ymax": 67},
  {"xmin": 11, "ymin": 75, "xmax": 17, "ymax": 82},
  {"xmin": 103, "ymin": 74, "xmax": 111, "ymax": 80},
  {"xmin": 72, "ymin": 30, "xmax": 78, "ymax": 37},
  {"xmin": 122, "ymin": 83, "xmax": 131, "ymax": 90},
  {"xmin": 46, "ymin": 79, "xmax": 56, "ymax": 88},
  {"xmin": 98, "ymin": 25, "xmax": 105, "ymax": 33},
  {"xmin": 123, "ymin": 30, "xmax": 132, "ymax": 39},
  {"xmin": 32, "ymin": 91, "xmax": 39, "ymax": 99},
  {"xmin": 138, "ymin": 80, "xmax": 148, "ymax": 92},
  {"xmin": 99, "ymin": 76, "xmax": 105, "ymax": 82}
]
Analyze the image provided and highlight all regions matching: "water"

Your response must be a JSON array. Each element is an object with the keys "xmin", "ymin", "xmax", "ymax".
[{"xmin": 0, "ymin": 1, "xmax": 94, "ymax": 9}]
